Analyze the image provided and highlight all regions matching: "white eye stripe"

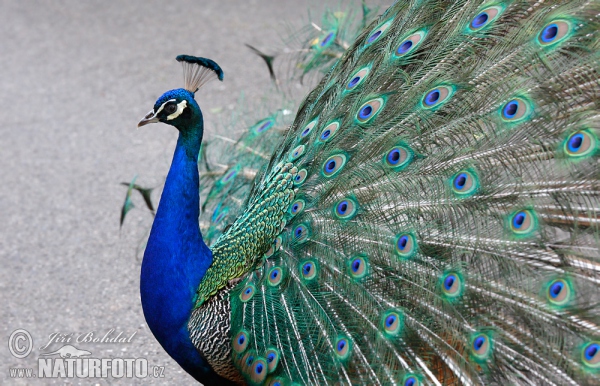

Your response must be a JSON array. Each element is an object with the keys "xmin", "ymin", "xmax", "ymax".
[
  {"xmin": 153, "ymin": 99, "xmax": 176, "ymax": 117},
  {"xmin": 166, "ymin": 100, "xmax": 188, "ymax": 120}
]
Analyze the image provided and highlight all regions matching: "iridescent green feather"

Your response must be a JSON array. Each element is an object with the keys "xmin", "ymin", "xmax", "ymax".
[{"xmin": 190, "ymin": 1, "xmax": 600, "ymax": 385}]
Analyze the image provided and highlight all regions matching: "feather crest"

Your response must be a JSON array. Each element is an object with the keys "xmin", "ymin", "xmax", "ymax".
[{"xmin": 176, "ymin": 54, "xmax": 224, "ymax": 93}]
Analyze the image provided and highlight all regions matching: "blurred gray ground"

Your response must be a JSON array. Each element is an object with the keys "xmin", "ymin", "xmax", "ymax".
[{"xmin": 0, "ymin": 0, "xmax": 363, "ymax": 384}]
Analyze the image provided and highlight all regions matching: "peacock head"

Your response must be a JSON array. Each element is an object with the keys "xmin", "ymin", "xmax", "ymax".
[
  {"xmin": 138, "ymin": 55, "xmax": 224, "ymax": 132},
  {"xmin": 138, "ymin": 88, "xmax": 198, "ymax": 130}
]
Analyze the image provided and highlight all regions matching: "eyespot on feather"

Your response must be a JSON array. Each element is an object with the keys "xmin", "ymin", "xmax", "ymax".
[
  {"xmin": 394, "ymin": 30, "xmax": 427, "ymax": 57},
  {"xmin": 421, "ymin": 86, "xmax": 454, "ymax": 109},
  {"xmin": 395, "ymin": 233, "xmax": 417, "ymax": 259},
  {"xmin": 333, "ymin": 198, "xmax": 358, "ymax": 220},
  {"xmin": 267, "ymin": 266, "xmax": 285, "ymax": 286},
  {"xmin": 322, "ymin": 154, "xmax": 347, "ymax": 177},
  {"xmin": 563, "ymin": 129, "xmax": 597, "ymax": 159},
  {"xmin": 265, "ymin": 347, "xmax": 280, "ymax": 373},
  {"xmin": 348, "ymin": 255, "xmax": 369, "ymax": 279},
  {"xmin": 334, "ymin": 336, "xmax": 352, "ymax": 360},
  {"xmin": 538, "ymin": 20, "xmax": 572, "ymax": 47},
  {"xmin": 300, "ymin": 119, "xmax": 318, "ymax": 138},
  {"xmin": 402, "ymin": 374, "xmax": 422, "ymax": 386},
  {"xmin": 545, "ymin": 277, "xmax": 574, "ymax": 307},
  {"xmin": 265, "ymin": 236, "xmax": 282, "ymax": 258},
  {"xmin": 289, "ymin": 199, "xmax": 305, "ymax": 216},
  {"xmin": 508, "ymin": 209, "xmax": 537, "ymax": 236},
  {"xmin": 253, "ymin": 118, "xmax": 275, "ymax": 134},
  {"xmin": 293, "ymin": 169, "xmax": 308, "ymax": 186},
  {"xmin": 299, "ymin": 260, "xmax": 318, "ymax": 281},
  {"xmin": 240, "ymin": 283, "xmax": 256, "ymax": 302},
  {"xmin": 266, "ymin": 377, "xmax": 286, "ymax": 386},
  {"xmin": 451, "ymin": 169, "xmax": 479, "ymax": 197},
  {"xmin": 319, "ymin": 121, "xmax": 340, "ymax": 142},
  {"xmin": 346, "ymin": 67, "xmax": 370, "ymax": 91},
  {"xmin": 582, "ymin": 342, "xmax": 600, "ymax": 369},
  {"xmin": 366, "ymin": 20, "xmax": 393, "ymax": 45},
  {"xmin": 468, "ymin": 6, "xmax": 503, "ymax": 31},
  {"xmin": 381, "ymin": 309, "xmax": 404, "ymax": 337},
  {"xmin": 232, "ymin": 330, "xmax": 249, "ymax": 353},
  {"xmin": 500, "ymin": 97, "xmax": 531, "ymax": 123},
  {"xmin": 249, "ymin": 357, "xmax": 268, "ymax": 383},
  {"xmin": 356, "ymin": 98, "xmax": 385, "ymax": 123},
  {"xmin": 289, "ymin": 145, "xmax": 305, "ymax": 161},
  {"xmin": 221, "ymin": 165, "xmax": 240, "ymax": 184},
  {"xmin": 317, "ymin": 31, "xmax": 336, "ymax": 49},
  {"xmin": 240, "ymin": 351, "xmax": 255, "ymax": 374},
  {"xmin": 470, "ymin": 332, "xmax": 493, "ymax": 361},
  {"xmin": 440, "ymin": 271, "xmax": 463, "ymax": 299},
  {"xmin": 212, "ymin": 206, "xmax": 229, "ymax": 224},
  {"xmin": 292, "ymin": 224, "xmax": 310, "ymax": 243},
  {"xmin": 384, "ymin": 145, "xmax": 414, "ymax": 170}
]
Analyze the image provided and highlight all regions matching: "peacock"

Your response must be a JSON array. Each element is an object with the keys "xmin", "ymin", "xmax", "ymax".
[{"xmin": 136, "ymin": 0, "xmax": 600, "ymax": 385}]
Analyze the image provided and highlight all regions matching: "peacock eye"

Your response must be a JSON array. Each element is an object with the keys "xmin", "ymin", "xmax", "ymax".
[
  {"xmin": 348, "ymin": 255, "xmax": 369, "ymax": 279},
  {"xmin": 468, "ymin": 6, "xmax": 502, "ymax": 31},
  {"xmin": 444, "ymin": 275, "xmax": 457, "ymax": 291},
  {"xmin": 346, "ymin": 67, "xmax": 369, "ymax": 91},
  {"xmin": 239, "ymin": 284, "xmax": 255, "ymax": 302},
  {"xmin": 300, "ymin": 119, "xmax": 317, "ymax": 138},
  {"xmin": 471, "ymin": 333, "xmax": 492, "ymax": 358},
  {"xmin": 545, "ymin": 278, "xmax": 573, "ymax": 306},
  {"xmin": 319, "ymin": 121, "xmax": 340, "ymax": 142},
  {"xmin": 381, "ymin": 309, "xmax": 403, "ymax": 336},
  {"xmin": 509, "ymin": 209, "xmax": 537, "ymax": 236},
  {"xmin": 501, "ymin": 98, "xmax": 530, "ymax": 121},
  {"xmin": 334, "ymin": 336, "xmax": 352, "ymax": 360},
  {"xmin": 232, "ymin": 330, "xmax": 249, "ymax": 353},
  {"xmin": 451, "ymin": 170, "xmax": 479, "ymax": 197},
  {"xmin": 395, "ymin": 30, "xmax": 427, "ymax": 58},
  {"xmin": 255, "ymin": 119, "xmax": 274, "ymax": 134},
  {"xmin": 289, "ymin": 199, "xmax": 305, "ymax": 216},
  {"xmin": 265, "ymin": 347, "xmax": 280, "ymax": 372},
  {"xmin": 538, "ymin": 20, "xmax": 571, "ymax": 46},
  {"xmin": 289, "ymin": 145, "xmax": 306, "ymax": 161},
  {"xmin": 441, "ymin": 272, "xmax": 463, "ymax": 298},
  {"xmin": 404, "ymin": 376, "xmax": 420, "ymax": 386},
  {"xmin": 293, "ymin": 224, "xmax": 309, "ymax": 243},
  {"xmin": 165, "ymin": 103, "xmax": 177, "ymax": 114},
  {"xmin": 334, "ymin": 198, "xmax": 358, "ymax": 220},
  {"xmin": 322, "ymin": 154, "xmax": 347, "ymax": 177},
  {"xmin": 319, "ymin": 31, "xmax": 336, "ymax": 48},
  {"xmin": 582, "ymin": 342, "xmax": 600, "ymax": 369},
  {"xmin": 366, "ymin": 20, "xmax": 392, "ymax": 45},
  {"xmin": 421, "ymin": 86, "xmax": 454, "ymax": 109},
  {"xmin": 267, "ymin": 266, "xmax": 285, "ymax": 286},
  {"xmin": 293, "ymin": 169, "xmax": 308, "ymax": 186},
  {"xmin": 356, "ymin": 98, "xmax": 385, "ymax": 123},
  {"xmin": 395, "ymin": 233, "xmax": 417, "ymax": 259},
  {"xmin": 564, "ymin": 129, "xmax": 597, "ymax": 159},
  {"xmin": 300, "ymin": 260, "xmax": 318, "ymax": 281},
  {"xmin": 384, "ymin": 145, "xmax": 413, "ymax": 170}
]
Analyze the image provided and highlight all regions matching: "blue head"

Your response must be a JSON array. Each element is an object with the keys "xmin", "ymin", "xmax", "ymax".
[
  {"xmin": 138, "ymin": 88, "xmax": 201, "ymax": 132},
  {"xmin": 138, "ymin": 55, "xmax": 223, "ymax": 139}
]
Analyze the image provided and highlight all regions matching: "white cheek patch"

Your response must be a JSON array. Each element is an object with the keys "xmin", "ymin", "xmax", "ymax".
[{"xmin": 166, "ymin": 100, "xmax": 188, "ymax": 121}]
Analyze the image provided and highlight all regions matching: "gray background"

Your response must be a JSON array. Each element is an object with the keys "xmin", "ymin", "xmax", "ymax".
[{"xmin": 0, "ymin": 0, "xmax": 380, "ymax": 384}]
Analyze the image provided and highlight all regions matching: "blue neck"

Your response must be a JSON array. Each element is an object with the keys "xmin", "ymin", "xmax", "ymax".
[{"xmin": 140, "ymin": 116, "xmax": 229, "ymax": 385}]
